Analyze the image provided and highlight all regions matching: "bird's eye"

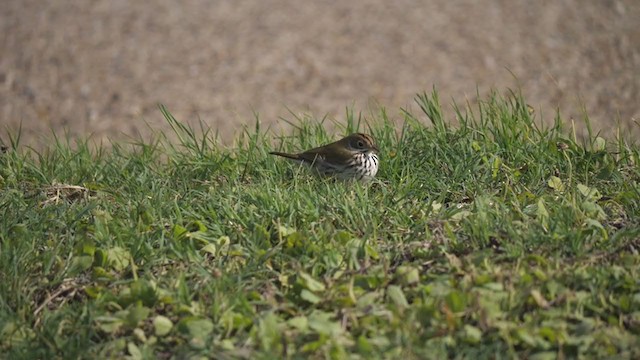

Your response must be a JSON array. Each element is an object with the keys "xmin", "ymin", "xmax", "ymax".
[{"xmin": 357, "ymin": 140, "xmax": 364, "ymax": 147}]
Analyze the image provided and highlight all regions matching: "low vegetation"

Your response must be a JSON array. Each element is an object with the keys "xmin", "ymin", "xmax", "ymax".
[{"xmin": 1, "ymin": 90, "xmax": 639, "ymax": 359}]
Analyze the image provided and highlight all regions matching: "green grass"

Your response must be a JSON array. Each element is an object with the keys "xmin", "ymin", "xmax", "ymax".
[{"xmin": 1, "ymin": 90, "xmax": 639, "ymax": 359}]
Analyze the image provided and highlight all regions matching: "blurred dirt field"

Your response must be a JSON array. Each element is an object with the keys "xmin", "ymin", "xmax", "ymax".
[{"xmin": 1, "ymin": 0, "xmax": 639, "ymax": 148}]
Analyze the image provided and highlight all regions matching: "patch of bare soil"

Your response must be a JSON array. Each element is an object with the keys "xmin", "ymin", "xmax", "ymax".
[{"xmin": 1, "ymin": 0, "xmax": 638, "ymax": 148}]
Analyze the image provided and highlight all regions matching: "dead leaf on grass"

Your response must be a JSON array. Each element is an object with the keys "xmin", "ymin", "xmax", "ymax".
[
  {"xmin": 33, "ymin": 275, "xmax": 91, "ymax": 327},
  {"xmin": 41, "ymin": 183, "xmax": 97, "ymax": 206}
]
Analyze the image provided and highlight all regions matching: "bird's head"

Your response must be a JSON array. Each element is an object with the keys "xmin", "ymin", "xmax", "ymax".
[{"xmin": 343, "ymin": 133, "xmax": 379, "ymax": 154}]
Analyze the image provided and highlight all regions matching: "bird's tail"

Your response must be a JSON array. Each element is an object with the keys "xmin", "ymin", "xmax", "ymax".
[{"xmin": 269, "ymin": 151, "xmax": 301, "ymax": 161}]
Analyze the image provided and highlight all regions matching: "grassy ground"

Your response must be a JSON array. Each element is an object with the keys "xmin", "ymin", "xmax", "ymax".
[{"xmin": 1, "ymin": 91, "xmax": 639, "ymax": 359}]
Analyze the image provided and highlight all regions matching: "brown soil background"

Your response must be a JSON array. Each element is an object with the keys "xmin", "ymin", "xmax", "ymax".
[{"xmin": 2, "ymin": 0, "xmax": 639, "ymax": 148}]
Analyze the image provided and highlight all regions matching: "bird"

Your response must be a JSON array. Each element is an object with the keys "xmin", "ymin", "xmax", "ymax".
[{"xmin": 270, "ymin": 133, "xmax": 380, "ymax": 181}]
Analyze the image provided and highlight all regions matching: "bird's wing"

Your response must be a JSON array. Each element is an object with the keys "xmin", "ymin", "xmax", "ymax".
[{"xmin": 296, "ymin": 151, "xmax": 324, "ymax": 164}]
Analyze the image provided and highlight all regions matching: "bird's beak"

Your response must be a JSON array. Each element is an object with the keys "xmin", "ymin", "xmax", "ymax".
[{"xmin": 372, "ymin": 144, "xmax": 379, "ymax": 153}]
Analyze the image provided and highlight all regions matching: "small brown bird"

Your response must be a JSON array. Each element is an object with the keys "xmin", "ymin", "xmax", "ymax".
[{"xmin": 270, "ymin": 133, "xmax": 380, "ymax": 181}]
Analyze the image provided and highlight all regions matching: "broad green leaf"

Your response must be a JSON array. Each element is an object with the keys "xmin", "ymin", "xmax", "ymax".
[
  {"xmin": 95, "ymin": 316, "xmax": 124, "ymax": 333},
  {"xmin": 365, "ymin": 243, "xmax": 380, "ymax": 260},
  {"xmin": 127, "ymin": 304, "xmax": 151, "ymax": 326},
  {"xmin": 68, "ymin": 255, "xmax": 93, "ymax": 275},
  {"xmin": 450, "ymin": 210, "xmax": 472, "ymax": 221},
  {"xmin": 133, "ymin": 328, "xmax": 147, "ymax": 343},
  {"xmin": 577, "ymin": 183, "xmax": 602, "ymax": 200},
  {"xmin": 220, "ymin": 339, "xmax": 235, "ymax": 350},
  {"xmin": 483, "ymin": 282, "xmax": 504, "ymax": 292},
  {"xmin": 84, "ymin": 286, "xmax": 103, "ymax": 299},
  {"xmin": 129, "ymin": 280, "xmax": 158, "ymax": 306},
  {"xmin": 286, "ymin": 231, "xmax": 304, "ymax": 248},
  {"xmin": 525, "ymin": 254, "xmax": 548, "ymax": 266},
  {"xmin": 0, "ymin": 322, "xmax": 35, "ymax": 347},
  {"xmin": 301, "ymin": 338, "xmax": 328, "ymax": 353},
  {"xmin": 538, "ymin": 326, "xmax": 560, "ymax": 344},
  {"xmin": 357, "ymin": 291, "xmax": 380, "ymax": 308},
  {"xmin": 278, "ymin": 225, "xmax": 297, "ymax": 237},
  {"xmin": 529, "ymin": 351, "xmax": 559, "ymax": 360},
  {"xmin": 106, "ymin": 246, "xmax": 130, "ymax": 271},
  {"xmin": 334, "ymin": 230, "xmax": 352, "ymax": 244},
  {"xmin": 547, "ymin": 176, "xmax": 564, "ymax": 192},
  {"xmin": 593, "ymin": 136, "xmax": 606, "ymax": 152},
  {"xmin": 93, "ymin": 249, "xmax": 107, "ymax": 267},
  {"xmin": 357, "ymin": 335, "xmax": 374, "ymax": 354},
  {"xmin": 253, "ymin": 225, "xmax": 270, "ymax": 242},
  {"xmin": 582, "ymin": 201, "xmax": 606, "ymax": 221},
  {"xmin": 300, "ymin": 289, "xmax": 322, "ymax": 304},
  {"xmin": 445, "ymin": 290, "xmax": 467, "ymax": 313},
  {"xmin": 187, "ymin": 220, "xmax": 207, "ymax": 233},
  {"xmin": 80, "ymin": 241, "xmax": 96, "ymax": 256},
  {"xmin": 492, "ymin": 156, "xmax": 502, "ymax": 179},
  {"xmin": 298, "ymin": 272, "xmax": 326, "ymax": 292},
  {"xmin": 257, "ymin": 312, "xmax": 281, "ymax": 352},
  {"xmin": 584, "ymin": 218, "xmax": 608, "ymax": 240},
  {"xmin": 201, "ymin": 243, "xmax": 217, "ymax": 255},
  {"xmin": 584, "ymin": 218, "xmax": 604, "ymax": 230},
  {"xmin": 153, "ymin": 315, "xmax": 173, "ymax": 337},
  {"xmin": 178, "ymin": 317, "xmax": 214, "ymax": 340},
  {"xmin": 308, "ymin": 311, "xmax": 342, "ymax": 337},
  {"xmin": 462, "ymin": 325, "xmax": 482, "ymax": 344},
  {"xmin": 387, "ymin": 285, "xmax": 409, "ymax": 308},
  {"xmin": 516, "ymin": 328, "xmax": 540, "ymax": 347},
  {"xmin": 92, "ymin": 266, "xmax": 114, "ymax": 280},
  {"xmin": 216, "ymin": 235, "xmax": 231, "ymax": 248},
  {"xmin": 395, "ymin": 266, "xmax": 420, "ymax": 285},
  {"xmin": 288, "ymin": 316, "xmax": 309, "ymax": 331},
  {"xmin": 530, "ymin": 289, "xmax": 549, "ymax": 308},
  {"xmin": 536, "ymin": 198, "xmax": 549, "ymax": 230},
  {"xmin": 477, "ymin": 289, "xmax": 506, "ymax": 321},
  {"xmin": 172, "ymin": 224, "xmax": 189, "ymax": 241},
  {"xmin": 127, "ymin": 342, "xmax": 142, "ymax": 360}
]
